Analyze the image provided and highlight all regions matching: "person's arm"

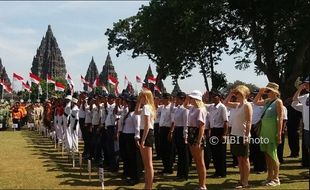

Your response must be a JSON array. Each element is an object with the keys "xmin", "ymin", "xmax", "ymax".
[
  {"xmin": 183, "ymin": 108, "xmax": 189, "ymax": 143},
  {"xmin": 134, "ymin": 99, "xmax": 142, "ymax": 115},
  {"xmin": 141, "ymin": 114, "xmax": 150, "ymax": 148},
  {"xmin": 134, "ymin": 114, "xmax": 141, "ymax": 148},
  {"xmin": 276, "ymin": 99, "xmax": 284, "ymax": 144},
  {"xmin": 223, "ymin": 90, "xmax": 239, "ymax": 108},
  {"xmin": 222, "ymin": 106, "xmax": 229, "ymax": 136},
  {"xmin": 254, "ymin": 88, "xmax": 267, "ymax": 106},
  {"xmin": 293, "ymin": 84, "xmax": 306, "ymax": 102},
  {"xmin": 244, "ymin": 103, "xmax": 253, "ymax": 141}
]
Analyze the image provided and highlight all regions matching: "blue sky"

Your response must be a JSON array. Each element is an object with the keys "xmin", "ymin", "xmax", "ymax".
[{"xmin": 0, "ymin": 1, "xmax": 268, "ymax": 93}]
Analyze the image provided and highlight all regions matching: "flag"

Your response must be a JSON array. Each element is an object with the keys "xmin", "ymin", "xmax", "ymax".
[
  {"xmin": 93, "ymin": 76, "xmax": 99, "ymax": 88},
  {"xmin": 142, "ymin": 83, "xmax": 150, "ymax": 91},
  {"xmin": 47, "ymin": 75, "xmax": 55, "ymax": 84},
  {"xmin": 2, "ymin": 83, "xmax": 12, "ymax": 94},
  {"xmin": 114, "ymin": 83, "xmax": 120, "ymax": 96},
  {"xmin": 29, "ymin": 73, "xmax": 41, "ymax": 84},
  {"xmin": 55, "ymin": 82, "xmax": 65, "ymax": 92},
  {"xmin": 22, "ymin": 82, "xmax": 31, "ymax": 92},
  {"xmin": 136, "ymin": 75, "xmax": 143, "ymax": 83},
  {"xmin": 66, "ymin": 74, "xmax": 74, "ymax": 92},
  {"xmin": 81, "ymin": 75, "xmax": 89, "ymax": 85},
  {"xmin": 108, "ymin": 75, "xmax": 118, "ymax": 86},
  {"xmin": 13, "ymin": 73, "xmax": 24, "ymax": 81},
  {"xmin": 102, "ymin": 84, "xmax": 107, "ymax": 92},
  {"xmin": 87, "ymin": 83, "xmax": 93, "ymax": 92},
  {"xmin": 147, "ymin": 76, "xmax": 156, "ymax": 84},
  {"xmin": 154, "ymin": 85, "xmax": 161, "ymax": 94}
]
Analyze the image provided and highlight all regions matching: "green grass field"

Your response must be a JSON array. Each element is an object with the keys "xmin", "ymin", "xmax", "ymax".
[{"xmin": 0, "ymin": 129, "xmax": 308, "ymax": 189}]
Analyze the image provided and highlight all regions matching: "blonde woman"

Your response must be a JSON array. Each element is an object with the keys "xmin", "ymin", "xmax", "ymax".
[
  {"xmin": 224, "ymin": 85, "xmax": 253, "ymax": 189},
  {"xmin": 254, "ymin": 82, "xmax": 283, "ymax": 187},
  {"xmin": 184, "ymin": 90, "xmax": 207, "ymax": 190},
  {"xmin": 135, "ymin": 90, "xmax": 156, "ymax": 190}
]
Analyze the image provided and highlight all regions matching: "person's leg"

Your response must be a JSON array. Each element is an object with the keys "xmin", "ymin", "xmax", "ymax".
[
  {"xmin": 265, "ymin": 154, "xmax": 274, "ymax": 180},
  {"xmin": 193, "ymin": 145, "xmax": 206, "ymax": 188},
  {"xmin": 141, "ymin": 147, "xmax": 153, "ymax": 190},
  {"xmin": 237, "ymin": 157, "xmax": 243, "ymax": 185},
  {"xmin": 241, "ymin": 157, "xmax": 250, "ymax": 186}
]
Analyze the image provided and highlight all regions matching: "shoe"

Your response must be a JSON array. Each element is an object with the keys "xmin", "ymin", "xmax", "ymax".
[
  {"xmin": 267, "ymin": 179, "xmax": 280, "ymax": 186},
  {"xmin": 261, "ymin": 179, "xmax": 272, "ymax": 185},
  {"xmin": 212, "ymin": 174, "xmax": 226, "ymax": 178}
]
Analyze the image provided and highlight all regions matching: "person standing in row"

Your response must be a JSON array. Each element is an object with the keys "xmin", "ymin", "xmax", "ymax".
[
  {"xmin": 135, "ymin": 90, "xmax": 155, "ymax": 190},
  {"xmin": 84, "ymin": 97, "xmax": 93, "ymax": 159},
  {"xmin": 78, "ymin": 93, "xmax": 87, "ymax": 158},
  {"xmin": 224, "ymin": 85, "xmax": 252, "ymax": 189},
  {"xmin": 184, "ymin": 90, "xmax": 207, "ymax": 190},
  {"xmin": 254, "ymin": 82, "xmax": 283, "ymax": 187},
  {"xmin": 159, "ymin": 93, "xmax": 174, "ymax": 174},
  {"xmin": 70, "ymin": 97, "xmax": 80, "ymax": 153},
  {"xmin": 63, "ymin": 95, "xmax": 72, "ymax": 151},
  {"xmin": 208, "ymin": 91, "xmax": 228, "ymax": 178},
  {"xmin": 169, "ymin": 92, "xmax": 189, "ymax": 180},
  {"xmin": 12, "ymin": 102, "xmax": 23, "ymax": 130},
  {"xmin": 154, "ymin": 95, "xmax": 162, "ymax": 160}
]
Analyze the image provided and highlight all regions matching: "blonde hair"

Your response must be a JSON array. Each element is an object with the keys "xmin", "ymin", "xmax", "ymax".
[
  {"xmin": 139, "ymin": 90, "xmax": 156, "ymax": 121},
  {"xmin": 233, "ymin": 85, "xmax": 251, "ymax": 99}
]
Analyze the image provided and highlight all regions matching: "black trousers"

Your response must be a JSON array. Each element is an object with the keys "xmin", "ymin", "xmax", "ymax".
[
  {"xmin": 119, "ymin": 132, "xmax": 126, "ymax": 175},
  {"xmin": 277, "ymin": 132, "xmax": 285, "ymax": 163},
  {"xmin": 123, "ymin": 133, "xmax": 143, "ymax": 181},
  {"xmin": 154, "ymin": 123, "xmax": 161, "ymax": 158},
  {"xmin": 90, "ymin": 125, "xmax": 105, "ymax": 167},
  {"xmin": 79, "ymin": 118, "xmax": 87, "ymax": 155},
  {"xmin": 106, "ymin": 125, "xmax": 119, "ymax": 172},
  {"xmin": 302, "ymin": 129, "xmax": 309, "ymax": 167},
  {"xmin": 13, "ymin": 119, "xmax": 21, "ymax": 130},
  {"xmin": 210, "ymin": 128, "xmax": 226, "ymax": 176},
  {"xmin": 287, "ymin": 123, "xmax": 300, "ymax": 156},
  {"xmin": 174, "ymin": 127, "xmax": 189, "ymax": 178},
  {"xmin": 250, "ymin": 125, "xmax": 266, "ymax": 171},
  {"xmin": 160, "ymin": 126, "xmax": 173, "ymax": 173}
]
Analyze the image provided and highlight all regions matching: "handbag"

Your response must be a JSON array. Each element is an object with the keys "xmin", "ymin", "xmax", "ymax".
[{"xmin": 253, "ymin": 99, "xmax": 277, "ymax": 136}]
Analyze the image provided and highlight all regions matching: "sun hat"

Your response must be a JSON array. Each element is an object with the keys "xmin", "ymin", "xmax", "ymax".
[
  {"xmin": 265, "ymin": 82, "xmax": 280, "ymax": 94},
  {"xmin": 188, "ymin": 90, "xmax": 203, "ymax": 101},
  {"xmin": 72, "ymin": 98, "xmax": 78, "ymax": 104}
]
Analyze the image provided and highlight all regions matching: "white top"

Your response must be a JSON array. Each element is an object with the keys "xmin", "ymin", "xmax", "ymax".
[
  {"xmin": 188, "ymin": 107, "xmax": 207, "ymax": 127},
  {"xmin": 207, "ymin": 102, "xmax": 228, "ymax": 128},
  {"xmin": 283, "ymin": 106, "xmax": 288, "ymax": 121},
  {"xmin": 154, "ymin": 105, "xmax": 163, "ymax": 124},
  {"xmin": 85, "ymin": 105, "xmax": 92, "ymax": 124},
  {"xmin": 79, "ymin": 103, "xmax": 87, "ymax": 119},
  {"xmin": 100, "ymin": 103, "xmax": 106, "ymax": 124},
  {"xmin": 91, "ymin": 104, "xmax": 101, "ymax": 126},
  {"xmin": 159, "ymin": 103, "xmax": 173, "ymax": 127},
  {"xmin": 69, "ymin": 105, "xmax": 79, "ymax": 127},
  {"xmin": 173, "ymin": 105, "xmax": 189, "ymax": 138},
  {"xmin": 251, "ymin": 102, "xmax": 263, "ymax": 125},
  {"xmin": 231, "ymin": 102, "xmax": 251, "ymax": 137},
  {"xmin": 122, "ymin": 112, "xmax": 140, "ymax": 137},
  {"xmin": 105, "ymin": 103, "xmax": 116, "ymax": 126},
  {"xmin": 117, "ymin": 106, "xmax": 129, "ymax": 132},
  {"xmin": 140, "ymin": 104, "xmax": 154, "ymax": 130},
  {"xmin": 292, "ymin": 94, "xmax": 309, "ymax": 131},
  {"xmin": 227, "ymin": 108, "xmax": 237, "ymax": 128}
]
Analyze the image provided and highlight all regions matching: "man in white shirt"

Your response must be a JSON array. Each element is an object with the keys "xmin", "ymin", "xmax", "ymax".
[
  {"xmin": 78, "ymin": 92, "xmax": 88, "ymax": 158},
  {"xmin": 207, "ymin": 91, "xmax": 228, "ymax": 178},
  {"xmin": 159, "ymin": 93, "xmax": 174, "ymax": 174},
  {"xmin": 292, "ymin": 76, "xmax": 309, "ymax": 167}
]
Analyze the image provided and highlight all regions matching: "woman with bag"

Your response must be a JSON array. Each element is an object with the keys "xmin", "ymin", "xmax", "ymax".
[{"xmin": 254, "ymin": 82, "xmax": 283, "ymax": 187}]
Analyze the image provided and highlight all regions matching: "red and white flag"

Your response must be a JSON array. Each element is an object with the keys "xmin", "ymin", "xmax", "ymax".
[
  {"xmin": 154, "ymin": 85, "xmax": 161, "ymax": 94},
  {"xmin": 136, "ymin": 75, "xmax": 143, "ymax": 83},
  {"xmin": 114, "ymin": 84, "xmax": 120, "ymax": 96},
  {"xmin": 93, "ymin": 76, "xmax": 100, "ymax": 88},
  {"xmin": 147, "ymin": 76, "xmax": 156, "ymax": 84},
  {"xmin": 81, "ymin": 75, "xmax": 89, "ymax": 85},
  {"xmin": 142, "ymin": 83, "xmax": 150, "ymax": 91},
  {"xmin": 102, "ymin": 84, "xmax": 108, "ymax": 92},
  {"xmin": 2, "ymin": 83, "xmax": 12, "ymax": 93},
  {"xmin": 22, "ymin": 82, "xmax": 31, "ymax": 92},
  {"xmin": 66, "ymin": 74, "xmax": 74, "ymax": 87},
  {"xmin": 47, "ymin": 75, "xmax": 55, "ymax": 84},
  {"xmin": 55, "ymin": 82, "xmax": 65, "ymax": 92},
  {"xmin": 13, "ymin": 73, "xmax": 24, "ymax": 81},
  {"xmin": 108, "ymin": 75, "xmax": 118, "ymax": 86},
  {"xmin": 87, "ymin": 84, "xmax": 93, "ymax": 92},
  {"xmin": 29, "ymin": 73, "xmax": 41, "ymax": 84}
]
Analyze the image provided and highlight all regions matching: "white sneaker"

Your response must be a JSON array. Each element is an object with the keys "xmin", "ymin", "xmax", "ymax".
[
  {"xmin": 261, "ymin": 179, "xmax": 272, "ymax": 185},
  {"xmin": 267, "ymin": 179, "xmax": 280, "ymax": 186}
]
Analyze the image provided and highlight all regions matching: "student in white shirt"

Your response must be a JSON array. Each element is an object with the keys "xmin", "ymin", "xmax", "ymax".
[{"xmin": 154, "ymin": 95, "xmax": 162, "ymax": 160}]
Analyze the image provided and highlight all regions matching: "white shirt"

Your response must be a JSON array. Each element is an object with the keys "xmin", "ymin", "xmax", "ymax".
[
  {"xmin": 118, "ymin": 106, "xmax": 129, "ymax": 132},
  {"xmin": 292, "ymin": 94, "xmax": 309, "ymax": 131},
  {"xmin": 173, "ymin": 105, "xmax": 189, "ymax": 138},
  {"xmin": 100, "ymin": 103, "xmax": 106, "ymax": 124},
  {"xmin": 207, "ymin": 102, "xmax": 228, "ymax": 129},
  {"xmin": 91, "ymin": 104, "xmax": 101, "ymax": 126},
  {"xmin": 140, "ymin": 105, "xmax": 154, "ymax": 130},
  {"xmin": 79, "ymin": 103, "xmax": 87, "ymax": 119},
  {"xmin": 188, "ymin": 107, "xmax": 207, "ymax": 127},
  {"xmin": 251, "ymin": 102, "xmax": 263, "ymax": 125},
  {"xmin": 154, "ymin": 105, "xmax": 163, "ymax": 124},
  {"xmin": 69, "ymin": 105, "xmax": 79, "ymax": 128},
  {"xmin": 159, "ymin": 103, "xmax": 173, "ymax": 127},
  {"xmin": 85, "ymin": 105, "xmax": 92, "ymax": 124},
  {"xmin": 122, "ymin": 112, "xmax": 140, "ymax": 136},
  {"xmin": 105, "ymin": 103, "xmax": 116, "ymax": 126},
  {"xmin": 231, "ymin": 102, "xmax": 251, "ymax": 137}
]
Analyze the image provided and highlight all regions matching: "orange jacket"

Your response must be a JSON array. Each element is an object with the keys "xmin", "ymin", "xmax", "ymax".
[{"xmin": 12, "ymin": 110, "xmax": 22, "ymax": 120}]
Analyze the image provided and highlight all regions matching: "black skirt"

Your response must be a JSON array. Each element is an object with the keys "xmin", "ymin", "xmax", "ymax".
[
  {"xmin": 188, "ymin": 127, "xmax": 205, "ymax": 147},
  {"xmin": 140, "ymin": 129, "xmax": 154, "ymax": 147}
]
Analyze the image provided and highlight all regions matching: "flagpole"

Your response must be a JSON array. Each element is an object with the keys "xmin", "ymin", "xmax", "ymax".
[{"xmin": 46, "ymin": 74, "xmax": 48, "ymax": 100}]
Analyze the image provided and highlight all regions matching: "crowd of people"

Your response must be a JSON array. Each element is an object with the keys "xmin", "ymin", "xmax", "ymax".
[{"xmin": 0, "ymin": 77, "xmax": 309, "ymax": 190}]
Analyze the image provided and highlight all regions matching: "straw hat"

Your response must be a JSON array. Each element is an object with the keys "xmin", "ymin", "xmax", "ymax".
[
  {"xmin": 265, "ymin": 82, "xmax": 280, "ymax": 94},
  {"xmin": 188, "ymin": 90, "xmax": 203, "ymax": 101}
]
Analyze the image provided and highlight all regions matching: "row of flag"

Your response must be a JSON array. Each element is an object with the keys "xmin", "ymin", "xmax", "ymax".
[{"xmin": 2, "ymin": 72, "xmax": 161, "ymax": 95}]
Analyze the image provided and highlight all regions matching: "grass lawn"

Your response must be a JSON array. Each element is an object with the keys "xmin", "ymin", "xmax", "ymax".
[{"xmin": 0, "ymin": 129, "xmax": 308, "ymax": 189}]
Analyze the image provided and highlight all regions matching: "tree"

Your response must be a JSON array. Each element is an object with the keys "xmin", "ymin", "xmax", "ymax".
[
  {"xmin": 228, "ymin": 0, "xmax": 310, "ymax": 99},
  {"xmin": 223, "ymin": 80, "xmax": 259, "ymax": 95},
  {"xmin": 105, "ymin": 0, "xmax": 230, "ymax": 91}
]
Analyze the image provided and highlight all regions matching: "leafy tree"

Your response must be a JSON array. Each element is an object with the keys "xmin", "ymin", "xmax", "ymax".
[{"xmin": 223, "ymin": 80, "xmax": 259, "ymax": 94}]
